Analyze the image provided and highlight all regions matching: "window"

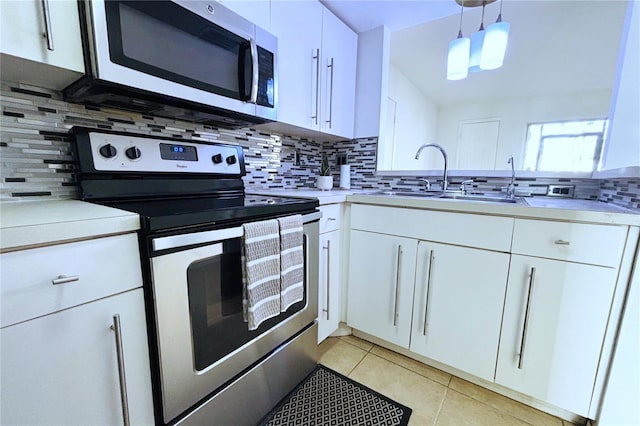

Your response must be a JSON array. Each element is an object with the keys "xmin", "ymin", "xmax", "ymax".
[{"xmin": 523, "ymin": 119, "xmax": 607, "ymax": 172}]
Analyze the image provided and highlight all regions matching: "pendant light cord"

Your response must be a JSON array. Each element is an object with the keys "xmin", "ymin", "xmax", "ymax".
[
  {"xmin": 479, "ymin": 1, "xmax": 486, "ymax": 31},
  {"xmin": 457, "ymin": 0, "xmax": 465, "ymax": 38}
]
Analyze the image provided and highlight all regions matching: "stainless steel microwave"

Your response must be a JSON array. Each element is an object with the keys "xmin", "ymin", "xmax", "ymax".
[{"xmin": 64, "ymin": 0, "xmax": 277, "ymax": 127}]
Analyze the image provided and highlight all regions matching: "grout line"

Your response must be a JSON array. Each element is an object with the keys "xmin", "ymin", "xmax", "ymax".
[
  {"xmin": 433, "ymin": 387, "xmax": 449, "ymax": 426},
  {"xmin": 346, "ymin": 348, "xmax": 370, "ymax": 378}
]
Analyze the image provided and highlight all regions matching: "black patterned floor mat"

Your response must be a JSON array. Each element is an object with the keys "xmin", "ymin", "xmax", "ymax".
[{"xmin": 257, "ymin": 364, "xmax": 412, "ymax": 426}]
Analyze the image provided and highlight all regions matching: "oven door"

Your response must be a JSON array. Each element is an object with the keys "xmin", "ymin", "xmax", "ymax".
[
  {"xmin": 149, "ymin": 213, "xmax": 318, "ymax": 424},
  {"xmin": 85, "ymin": 0, "xmax": 276, "ymax": 120}
]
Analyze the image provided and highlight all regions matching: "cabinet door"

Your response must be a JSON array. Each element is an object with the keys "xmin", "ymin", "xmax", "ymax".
[
  {"xmin": 218, "ymin": 0, "xmax": 271, "ymax": 31},
  {"xmin": 271, "ymin": 0, "xmax": 323, "ymax": 131},
  {"xmin": 0, "ymin": 0, "xmax": 83, "ymax": 87},
  {"xmin": 318, "ymin": 229, "xmax": 341, "ymax": 343},
  {"xmin": 320, "ymin": 8, "xmax": 357, "ymax": 138},
  {"xmin": 347, "ymin": 230, "xmax": 417, "ymax": 348},
  {"xmin": 0, "ymin": 289, "xmax": 154, "ymax": 426},
  {"xmin": 410, "ymin": 242, "xmax": 510, "ymax": 381},
  {"xmin": 496, "ymin": 255, "xmax": 617, "ymax": 416}
]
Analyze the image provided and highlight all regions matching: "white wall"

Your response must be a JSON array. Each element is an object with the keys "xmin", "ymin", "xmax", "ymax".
[
  {"xmin": 435, "ymin": 90, "xmax": 612, "ymax": 170},
  {"xmin": 388, "ymin": 64, "xmax": 439, "ymax": 170},
  {"xmin": 600, "ymin": 0, "xmax": 640, "ymax": 174}
]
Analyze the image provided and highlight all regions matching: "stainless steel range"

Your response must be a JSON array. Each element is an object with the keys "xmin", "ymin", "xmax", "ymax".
[{"xmin": 73, "ymin": 127, "xmax": 319, "ymax": 425}]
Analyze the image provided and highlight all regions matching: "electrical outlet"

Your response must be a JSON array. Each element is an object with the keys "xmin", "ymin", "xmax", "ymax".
[{"xmin": 336, "ymin": 153, "xmax": 347, "ymax": 166}]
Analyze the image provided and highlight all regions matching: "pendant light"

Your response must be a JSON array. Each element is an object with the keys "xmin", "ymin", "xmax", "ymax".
[
  {"xmin": 481, "ymin": 0, "xmax": 510, "ymax": 70},
  {"xmin": 468, "ymin": 1, "xmax": 487, "ymax": 72},
  {"xmin": 446, "ymin": 0, "xmax": 470, "ymax": 80}
]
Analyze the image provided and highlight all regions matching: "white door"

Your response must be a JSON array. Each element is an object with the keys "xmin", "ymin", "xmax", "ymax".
[
  {"xmin": 271, "ymin": 0, "xmax": 323, "ymax": 131},
  {"xmin": 456, "ymin": 120, "xmax": 501, "ymax": 169},
  {"xmin": 347, "ymin": 230, "xmax": 417, "ymax": 348},
  {"xmin": 0, "ymin": 289, "xmax": 154, "ymax": 426},
  {"xmin": 496, "ymin": 255, "xmax": 617, "ymax": 416},
  {"xmin": 320, "ymin": 8, "xmax": 357, "ymax": 138},
  {"xmin": 318, "ymin": 229, "xmax": 341, "ymax": 342},
  {"xmin": 410, "ymin": 241, "xmax": 510, "ymax": 381}
]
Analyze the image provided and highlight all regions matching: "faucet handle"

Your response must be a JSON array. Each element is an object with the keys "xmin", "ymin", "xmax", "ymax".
[
  {"xmin": 460, "ymin": 179, "xmax": 474, "ymax": 194},
  {"xmin": 418, "ymin": 178, "xmax": 431, "ymax": 191}
]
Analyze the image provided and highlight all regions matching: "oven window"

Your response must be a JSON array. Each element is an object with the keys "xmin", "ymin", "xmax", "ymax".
[
  {"xmin": 187, "ymin": 238, "xmax": 306, "ymax": 371},
  {"xmin": 105, "ymin": 1, "xmax": 248, "ymax": 100}
]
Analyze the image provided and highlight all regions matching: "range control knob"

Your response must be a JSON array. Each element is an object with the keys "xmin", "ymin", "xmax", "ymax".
[
  {"xmin": 99, "ymin": 144, "xmax": 117, "ymax": 159},
  {"xmin": 211, "ymin": 153, "xmax": 223, "ymax": 164},
  {"xmin": 226, "ymin": 155, "xmax": 237, "ymax": 165},
  {"xmin": 125, "ymin": 146, "xmax": 142, "ymax": 160}
]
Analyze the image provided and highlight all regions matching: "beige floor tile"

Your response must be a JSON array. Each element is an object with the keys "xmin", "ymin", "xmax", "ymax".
[
  {"xmin": 349, "ymin": 353, "xmax": 447, "ymax": 426},
  {"xmin": 317, "ymin": 337, "xmax": 368, "ymax": 376},
  {"xmin": 449, "ymin": 377, "xmax": 563, "ymax": 426},
  {"xmin": 437, "ymin": 389, "xmax": 531, "ymax": 426},
  {"xmin": 338, "ymin": 334, "xmax": 375, "ymax": 351},
  {"xmin": 370, "ymin": 345, "xmax": 452, "ymax": 386}
]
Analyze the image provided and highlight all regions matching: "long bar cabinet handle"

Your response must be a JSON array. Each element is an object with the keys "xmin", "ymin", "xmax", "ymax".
[
  {"xmin": 322, "ymin": 240, "xmax": 330, "ymax": 320},
  {"xmin": 423, "ymin": 250, "xmax": 434, "ymax": 336},
  {"xmin": 325, "ymin": 57, "xmax": 334, "ymax": 128},
  {"xmin": 393, "ymin": 245, "xmax": 402, "ymax": 326},
  {"xmin": 40, "ymin": 0, "xmax": 54, "ymax": 51},
  {"xmin": 311, "ymin": 48, "xmax": 320, "ymax": 125},
  {"xmin": 111, "ymin": 314, "xmax": 131, "ymax": 426},
  {"xmin": 518, "ymin": 267, "xmax": 536, "ymax": 370}
]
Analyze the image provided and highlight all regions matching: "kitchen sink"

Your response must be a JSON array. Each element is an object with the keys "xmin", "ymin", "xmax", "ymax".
[{"xmin": 370, "ymin": 190, "xmax": 524, "ymax": 204}]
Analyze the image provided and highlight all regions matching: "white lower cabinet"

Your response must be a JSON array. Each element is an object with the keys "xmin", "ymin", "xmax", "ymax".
[
  {"xmin": 347, "ymin": 230, "xmax": 417, "ymax": 348},
  {"xmin": 0, "ymin": 288, "xmax": 154, "ymax": 425},
  {"xmin": 317, "ymin": 229, "xmax": 341, "ymax": 342},
  {"xmin": 496, "ymin": 255, "xmax": 618, "ymax": 416},
  {"xmin": 410, "ymin": 241, "xmax": 510, "ymax": 381}
]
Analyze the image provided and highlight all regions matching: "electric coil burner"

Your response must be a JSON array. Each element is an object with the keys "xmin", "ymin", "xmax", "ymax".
[{"xmin": 73, "ymin": 127, "xmax": 320, "ymax": 426}]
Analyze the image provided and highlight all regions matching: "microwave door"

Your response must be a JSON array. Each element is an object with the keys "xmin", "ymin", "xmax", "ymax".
[{"xmin": 85, "ymin": 0, "xmax": 258, "ymax": 117}]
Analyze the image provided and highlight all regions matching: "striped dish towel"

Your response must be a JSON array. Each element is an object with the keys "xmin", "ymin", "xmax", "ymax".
[
  {"xmin": 278, "ymin": 215, "xmax": 304, "ymax": 312},
  {"xmin": 242, "ymin": 219, "xmax": 281, "ymax": 330}
]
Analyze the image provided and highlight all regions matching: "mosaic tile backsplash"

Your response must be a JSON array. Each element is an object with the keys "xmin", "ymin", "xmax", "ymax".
[{"xmin": 1, "ymin": 81, "xmax": 638, "ymax": 210}]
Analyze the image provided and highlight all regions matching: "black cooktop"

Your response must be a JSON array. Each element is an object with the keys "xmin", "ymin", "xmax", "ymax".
[{"xmin": 102, "ymin": 194, "xmax": 318, "ymax": 233}]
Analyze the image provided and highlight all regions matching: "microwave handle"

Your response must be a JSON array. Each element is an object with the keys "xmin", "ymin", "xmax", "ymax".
[
  {"xmin": 249, "ymin": 38, "xmax": 259, "ymax": 104},
  {"xmin": 238, "ymin": 39, "xmax": 259, "ymax": 103}
]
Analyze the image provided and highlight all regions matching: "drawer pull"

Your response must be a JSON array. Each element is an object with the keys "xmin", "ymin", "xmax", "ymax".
[
  {"xmin": 111, "ymin": 314, "xmax": 131, "ymax": 426},
  {"xmin": 554, "ymin": 239, "xmax": 570, "ymax": 246},
  {"xmin": 51, "ymin": 275, "xmax": 79, "ymax": 285}
]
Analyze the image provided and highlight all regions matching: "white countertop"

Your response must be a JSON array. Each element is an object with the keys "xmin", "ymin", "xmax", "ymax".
[
  {"xmin": 0, "ymin": 200, "xmax": 140, "ymax": 251},
  {"xmin": 347, "ymin": 193, "xmax": 640, "ymax": 226}
]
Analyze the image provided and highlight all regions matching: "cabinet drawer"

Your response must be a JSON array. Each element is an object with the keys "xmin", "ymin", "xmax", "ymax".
[
  {"xmin": 351, "ymin": 204, "xmax": 513, "ymax": 252},
  {"xmin": 512, "ymin": 219, "xmax": 627, "ymax": 267},
  {"xmin": 319, "ymin": 204, "xmax": 342, "ymax": 234},
  {"xmin": 1, "ymin": 233, "xmax": 142, "ymax": 328}
]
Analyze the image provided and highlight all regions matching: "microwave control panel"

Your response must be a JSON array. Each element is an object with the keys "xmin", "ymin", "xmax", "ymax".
[{"xmin": 86, "ymin": 132, "xmax": 243, "ymax": 175}]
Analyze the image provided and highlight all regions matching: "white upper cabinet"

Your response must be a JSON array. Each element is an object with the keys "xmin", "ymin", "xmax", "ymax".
[
  {"xmin": 319, "ymin": 8, "xmax": 357, "ymax": 139},
  {"xmin": 217, "ymin": 0, "xmax": 271, "ymax": 31},
  {"xmin": 598, "ymin": 0, "xmax": 640, "ymax": 176},
  {"xmin": 0, "ymin": 0, "xmax": 83, "ymax": 89},
  {"xmin": 271, "ymin": 0, "xmax": 323, "ymax": 131},
  {"xmin": 270, "ymin": 1, "xmax": 357, "ymax": 139}
]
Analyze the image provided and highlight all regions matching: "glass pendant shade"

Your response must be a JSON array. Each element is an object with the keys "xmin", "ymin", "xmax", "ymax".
[
  {"xmin": 481, "ymin": 21, "xmax": 510, "ymax": 70},
  {"xmin": 447, "ymin": 36, "xmax": 471, "ymax": 80},
  {"xmin": 468, "ymin": 29, "xmax": 486, "ymax": 72}
]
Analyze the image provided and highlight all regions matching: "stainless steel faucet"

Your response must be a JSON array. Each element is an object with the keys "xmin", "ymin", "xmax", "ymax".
[
  {"xmin": 415, "ymin": 143, "xmax": 448, "ymax": 191},
  {"xmin": 506, "ymin": 156, "xmax": 516, "ymax": 199}
]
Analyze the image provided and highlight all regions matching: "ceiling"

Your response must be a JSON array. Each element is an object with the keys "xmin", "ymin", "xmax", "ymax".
[{"xmin": 320, "ymin": 0, "xmax": 628, "ymax": 107}]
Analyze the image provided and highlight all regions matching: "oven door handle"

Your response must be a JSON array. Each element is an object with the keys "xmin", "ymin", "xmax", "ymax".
[{"xmin": 152, "ymin": 211, "xmax": 322, "ymax": 252}]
